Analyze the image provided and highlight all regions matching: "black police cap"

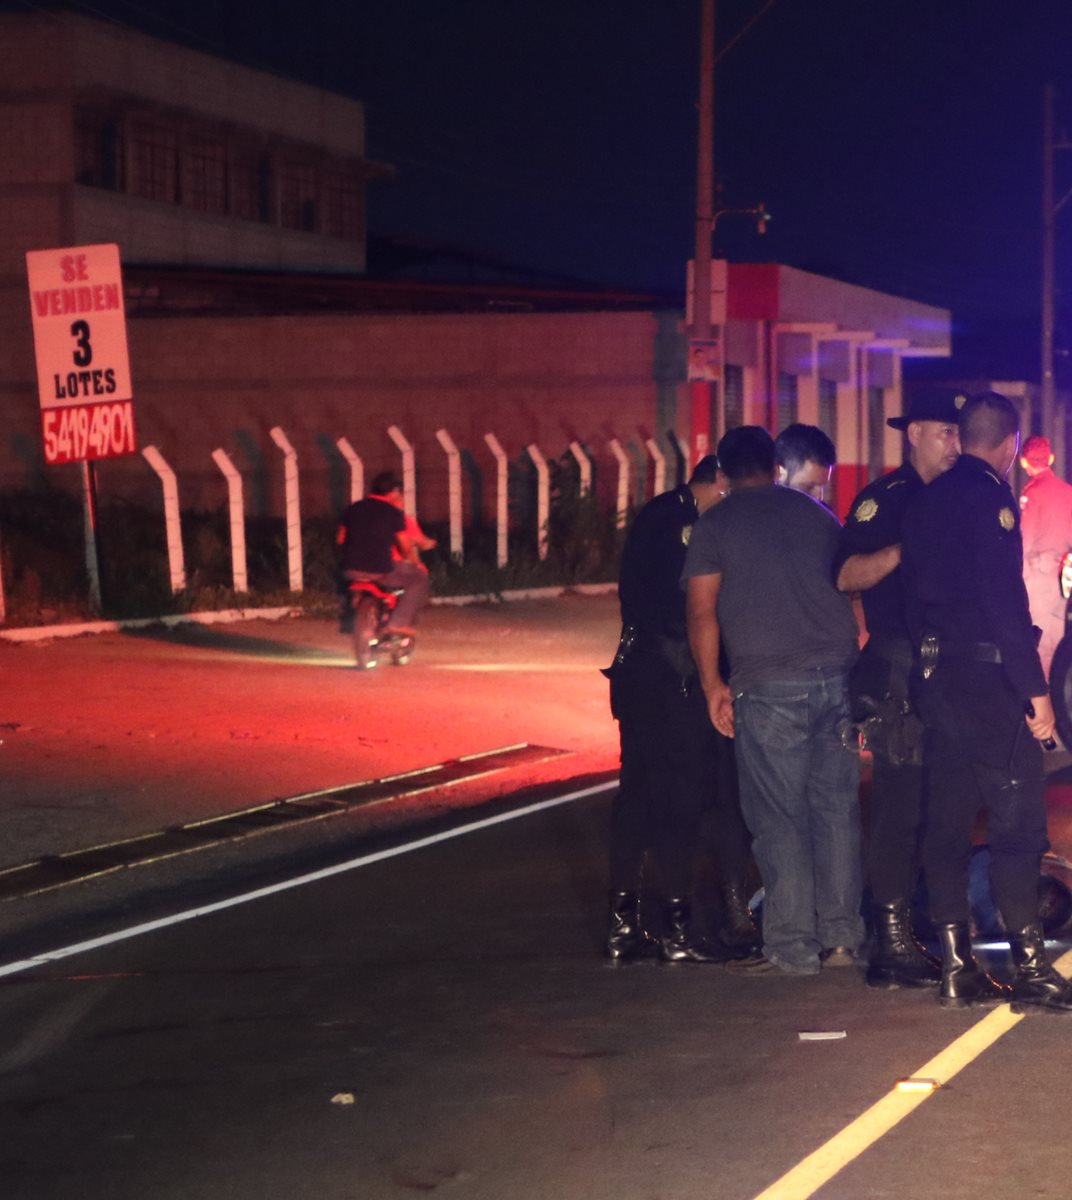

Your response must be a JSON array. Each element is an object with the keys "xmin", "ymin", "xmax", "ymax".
[{"xmin": 886, "ymin": 387, "xmax": 968, "ymax": 431}]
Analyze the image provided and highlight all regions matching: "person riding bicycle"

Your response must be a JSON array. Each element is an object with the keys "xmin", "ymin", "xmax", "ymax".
[{"xmin": 337, "ymin": 472, "xmax": 430, "ymax": 638}]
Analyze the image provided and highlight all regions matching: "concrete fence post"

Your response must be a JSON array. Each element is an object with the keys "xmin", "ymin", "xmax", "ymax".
[
  {"xmin": 526, "ymin": 443, "xmax": 550, "ymax": 561},
  {"xmin": 608, "ymin": 438, "xmax": 631, "ymax": 529},
  {"xmin": 387, "ymin": 424, "xmax": 416, "ymax": 515},
  {"xmin": 435, "ymin": 427, "xmax": 464, "ymax": 562},
  {"xmin": 646, "ymin": 437, "xmax": 667, "ymax": 498},
  {"xmin": 211, "ymin": 448, "xmax": 249, "ymax": 593},
  {"xmin": 336, "ymin": 437, "xmax": 364, "ymax": 502},
  {"xmin": 142, "ymin": 445, "xmax": 186, "ymax": 593},
  {"xmin": 269, "ymin": 426, "xmax": 303, "ymax": 593},
  {"xmin": 484, "ymin": 433, "xmax": 509, "ymax": 568},
  {"xmin": 569, "ymin": 440, "xmax": 592, "ymax": 497}
]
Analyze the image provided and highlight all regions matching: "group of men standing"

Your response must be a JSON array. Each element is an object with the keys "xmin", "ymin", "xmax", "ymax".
[{"xmin": 606, "ymin": 387, "xmax": 1072, "ymax": 1013}]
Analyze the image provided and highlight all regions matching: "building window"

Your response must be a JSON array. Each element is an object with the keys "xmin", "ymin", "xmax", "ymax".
[
  {"xmin": 819, "ymin": 378, "xmax": 838, "ymax": 442},
  {"xmin": 868, "ymin": 386, "xmax": 885, "ymax": 480},
  {"xmin": 75, "ymin": 110, "xmax": 122, "ymax": 190},
  {"xmin": 776, "ymin": 371, "xmax": 798, "ymax": 432},
  {"xmin": 322, "ymin": 171, "xmax": 361, "ymax": 240},
  {"xmin": 130, "ymin": 120, "xmax": 179, "ymax": 204},
  {"xmin": 72, "ymin": 109, "xmax": 367, "ymax": 241},
  {"xmin": 228, "ymin": 151, "xmax": 258, "ymax": 221},
  {"xmin": 279, "ymin": 161, "xmax": 317, "ymax": 232},
  {"xmin": 724, "ymin": 364, "xmax": 744, "ymax": 430},
  {"xmin": 184, "ymin": 134, "xmax": 227, "ymax": 214}
]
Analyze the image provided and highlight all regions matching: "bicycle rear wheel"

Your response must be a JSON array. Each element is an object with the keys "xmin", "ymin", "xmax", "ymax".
[{"xmin": 352, "ymin": 595, "xmax": 381, "ymax": 669}]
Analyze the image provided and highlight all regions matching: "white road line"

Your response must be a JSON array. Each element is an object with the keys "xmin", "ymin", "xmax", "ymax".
[
  {"xmin": 0, "ymin": 780, "xmax": 618, "ymax": 981},
  {"xmin": 752, "ymin": 946, "xmax": 1072, "ymax": 1199}
]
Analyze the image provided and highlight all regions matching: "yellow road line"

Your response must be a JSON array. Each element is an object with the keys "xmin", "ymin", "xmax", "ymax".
[{"xmin": 752, "ymin": 947, "xmax": 1072, "ymax": 1200}]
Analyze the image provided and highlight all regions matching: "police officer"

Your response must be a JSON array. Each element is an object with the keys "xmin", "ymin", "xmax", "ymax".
[
  {"xmin": 901, "ymin": 391, "xmax": 1072, "ymax": 1011},
  {"xmin": 604, "ymin": 455, "xmax": 756, "ymax": 963},
  {"xmin": 834, "ymin": 388, "xmax": 963, "ymax": 989}
]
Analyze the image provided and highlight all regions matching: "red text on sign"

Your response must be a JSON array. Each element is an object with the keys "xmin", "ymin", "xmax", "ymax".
[{"xmin": 32, "ymin": 284, "xmax": 121, "ymax": 318}]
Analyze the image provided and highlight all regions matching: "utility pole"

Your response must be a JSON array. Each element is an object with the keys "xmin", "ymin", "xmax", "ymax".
[
  {"xmin": 1041, "ymin": 85, "xmax": 1072, "ymax": 450},
  {"xmin": 1042, "ymin": 84, "xmax": 1056, "ymax": 438},
  {"xmin": 687, "ymin": 0, "xmax": 716, "ymax": 468}
]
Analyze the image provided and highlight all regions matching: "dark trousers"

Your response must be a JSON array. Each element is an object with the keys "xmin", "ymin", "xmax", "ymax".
[
  {"xmin": 868, "ymin": 757, "xmax": 926, "ymax": 904},
  {"xmin": 923, "ymin": 759, "xmax": 1048, "ymax": 928},
  {"xmin": 609, "ymin": 657, "xmax": 749, "ymax": 896},
  {"xmin": 850, "ymin": 642, "xmax": 927, "ymax": 905},
  {"xmin": 914, "ymin": 662, "xmax": 1048, "ymax": 929}
]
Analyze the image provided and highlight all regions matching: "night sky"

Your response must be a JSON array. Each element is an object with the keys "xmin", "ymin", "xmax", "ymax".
[{"xmin": 7, "ymin": 0, "xmax": 1072, "ymax": 379}]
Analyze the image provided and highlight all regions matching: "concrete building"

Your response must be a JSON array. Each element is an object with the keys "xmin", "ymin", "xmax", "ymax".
[{"xmin": 0, "ymin": 11, "xmax": 951, "ymax": 545}]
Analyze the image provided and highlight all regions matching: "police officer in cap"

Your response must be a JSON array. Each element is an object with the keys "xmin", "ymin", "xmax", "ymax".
[
  {"xmin": 900, "ymin": 390, "xmax": 1072, "ymax": 1011},
  {"xmin": 834, "ymin": 387, "xmax": 963, "ymax": 988},
  {"xmin": 603, "ymin": 455, "xmax": 757, "ymax": 963}
]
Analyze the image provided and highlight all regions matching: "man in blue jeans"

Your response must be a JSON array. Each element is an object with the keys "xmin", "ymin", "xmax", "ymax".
[{"xmin": 684, "ymin": 426, "xmax": 863, "ymax": 975}]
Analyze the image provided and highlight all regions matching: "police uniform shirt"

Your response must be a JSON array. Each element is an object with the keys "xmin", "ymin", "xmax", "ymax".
[
  {"xmin": 833, "ymin": 461, "xmax": 923, "ymax": 640},
  {"xmin": 900, "ymin": 453, "xmax": 1046, "ymax": 701},
  {"xmin": 619, "ymin": 484, "xmax": 697, "ymax": 640}
]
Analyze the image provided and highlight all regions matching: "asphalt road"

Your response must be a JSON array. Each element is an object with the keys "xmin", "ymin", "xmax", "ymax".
[
  {"xmin": 2, "ymin": 784, "xmax": 1072, "ymax": 1200},
  {"xmin": 0, "ymin": 594, "xmax": 622, "ymax": 868},
  {"xmin": 4, "ymin": 595, "xmax": 1072, "ymax": 1198}
]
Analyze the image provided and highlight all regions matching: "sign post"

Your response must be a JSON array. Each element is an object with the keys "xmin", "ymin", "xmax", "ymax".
[{"xmin": 25, "ymin": 243, "xmax": 137, "ymax": 613}]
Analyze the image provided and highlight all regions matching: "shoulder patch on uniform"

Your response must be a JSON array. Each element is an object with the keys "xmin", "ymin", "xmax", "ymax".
[
  {"xmin": 954, "ymin": 392, "xmax": 968, "ymax": 409},
  {"xmin": 998, "ymin": 506, "xmax": 1015, "ymax": 531},
  {"xmin": 682, "ymin": 524, "xmax": 692, "ymax": 545},
  {"xmin": 853, "ymin": 498, "xmax": 879, "ymax": 522}
]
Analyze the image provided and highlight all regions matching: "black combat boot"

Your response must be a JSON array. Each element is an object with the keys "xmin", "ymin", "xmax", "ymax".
[
  {"xmin": 935, "ymin": 921, "xmax": 1010, "ymax": 1008},
  {"xmin": 1007, "ymin": 923, "xmax": 1072, "ymax": 1013},
  {"xmin": 605, "ymin": 890, "xmax": 651, "ymax": 962},
  {"xmin": 659, "ymin": 898, "xmax": 724, "ymax": 963},
  {"xmin": 720, "ymin": 880, "xmax": 761, "ymax": 950},
  {"xmin": 866, "ymin": 900, "xmax": 942, "ymax": 989}
]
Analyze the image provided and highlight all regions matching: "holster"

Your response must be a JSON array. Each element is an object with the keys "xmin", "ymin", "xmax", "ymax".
[
  {"xmin": 848, "ymin": 640, "xmax": 925, "ymax": 767},
  {"xmin": 603, "ymin": 624, "xmax": 698, "ymax": 719},
  {"xmin": 600, "ymin": 624, "xmax": 637, "ymax": 680}
]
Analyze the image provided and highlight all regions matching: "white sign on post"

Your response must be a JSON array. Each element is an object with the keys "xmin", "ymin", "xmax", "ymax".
[{"xmin": 25, "ymin": 243, "xmax": 137, "ymax": 466}]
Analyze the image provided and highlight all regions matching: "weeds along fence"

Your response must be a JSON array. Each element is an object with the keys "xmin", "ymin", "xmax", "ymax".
[{"xmin": 0, "ymin": 425, "xmax": 676, "ymax": 626}]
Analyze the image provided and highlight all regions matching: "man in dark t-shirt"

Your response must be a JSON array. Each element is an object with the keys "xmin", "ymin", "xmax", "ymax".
[
  {"xmin": 684, "ymin": 426, "xmax": 862, "ymax": 977},
  {"xmin": 337, "ymin": 472, "xmax": 429, "ymax": 635}
]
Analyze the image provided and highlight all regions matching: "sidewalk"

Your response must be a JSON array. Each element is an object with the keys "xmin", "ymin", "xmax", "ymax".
[{"xmin": 0, "ymin": 593, "xmax": 623, "ymax": 873}]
